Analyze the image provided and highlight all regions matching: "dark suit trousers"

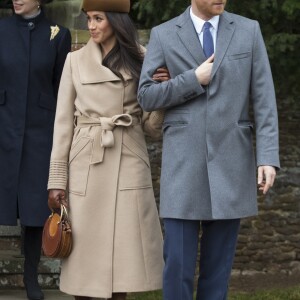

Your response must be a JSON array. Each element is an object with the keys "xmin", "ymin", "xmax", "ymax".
[{"xmin": 163, "ymin": 218, "xmax": 240, "ymax": 300}]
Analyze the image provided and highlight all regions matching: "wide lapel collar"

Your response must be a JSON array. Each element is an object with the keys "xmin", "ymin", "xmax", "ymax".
[
  {"xmin": 78, "ymin": 38, "xmax": 121, "ymax": 84},
  {"xmin": 211, "ymin": 11, "xmax": 235, "ymax": 80},
  {"xmin": 176, "ymin": 6, "xmax": 205, "ymax": 65}
]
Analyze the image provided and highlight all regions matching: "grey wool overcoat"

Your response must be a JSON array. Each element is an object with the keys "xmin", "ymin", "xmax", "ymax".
[
  {"xmin": 138, "ymin": 8, "xmax": 280, "ymax": 220},
  {"xmin": 47, "ymin": 39, "xmax": 164, "ymax": 298}
]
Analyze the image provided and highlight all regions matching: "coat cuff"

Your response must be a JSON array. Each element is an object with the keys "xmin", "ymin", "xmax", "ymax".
[
  {"xmin": 150, "ymin": 110, "xmax": 165, "ymax": 124},
  {"xmin": 144, "ymin": 110, "xmax": 165, "ymax": 140},
  {"xmin": 47, "ymin": 161, "xmax": 68, "ymax": 190}
]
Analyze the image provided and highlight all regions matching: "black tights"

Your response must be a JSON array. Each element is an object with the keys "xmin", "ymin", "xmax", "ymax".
[
  {"xmin": 109, "ymin": 293, "xmax": 127, "ymax": 300},
  {"xmin": 23, "ymin": 226, "xmax": 43, "ymax": 280}
]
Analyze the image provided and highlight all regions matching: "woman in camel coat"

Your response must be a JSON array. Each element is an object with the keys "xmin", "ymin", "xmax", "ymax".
[{"xmin": 47, "ymin": 0, "xmax": 168, "ymax": 299}]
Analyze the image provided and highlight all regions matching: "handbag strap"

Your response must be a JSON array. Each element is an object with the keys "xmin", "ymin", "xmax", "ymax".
[{"xmin": 59, "ymin": 204, "xmax": 70, "ymax": 223}]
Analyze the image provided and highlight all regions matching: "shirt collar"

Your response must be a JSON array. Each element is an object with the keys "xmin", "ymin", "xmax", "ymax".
[{"xmin": 190, "ymin": 8, "xmax": 220, "ymax": 34}]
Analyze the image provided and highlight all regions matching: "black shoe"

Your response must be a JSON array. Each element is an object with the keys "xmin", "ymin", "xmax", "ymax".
[{"xmin": 23, "ymin": 277, "xmax": 44, "ymax": 300}]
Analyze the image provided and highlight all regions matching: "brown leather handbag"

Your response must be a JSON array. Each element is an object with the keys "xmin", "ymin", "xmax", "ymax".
[{"xmin": 42, "ymin": 204, "xmax": 72, "ymax": 258}]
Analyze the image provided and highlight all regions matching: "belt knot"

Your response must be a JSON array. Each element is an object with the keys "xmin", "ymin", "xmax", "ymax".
[{"xmin": 76, "ymin": 114, "xmax": 137, "ymax": 164}]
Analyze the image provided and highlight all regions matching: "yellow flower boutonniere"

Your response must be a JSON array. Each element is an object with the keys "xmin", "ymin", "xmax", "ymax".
[{"xmin": 50, "ymin": 25, "xmax": 60, "ymax": 41}]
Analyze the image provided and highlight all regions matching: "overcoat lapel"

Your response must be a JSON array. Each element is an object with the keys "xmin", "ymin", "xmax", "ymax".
[
  {"xmin": 78, "ymin": 38, "xmax": 121, "ymax": 84},
  {"xmin": 176, "ymin": 8, "xmax": 205, "ymax": 65},
  {"xmin": 176, "ymin": 8, "xmax": 235, "ymax": 73},
  {"xmin": 211, "ymin": 12, "xmax": 235, "ymax": 80},
  {"xmin": 78, "ymin": 38, "xmax": 133, "ymax": 84}
]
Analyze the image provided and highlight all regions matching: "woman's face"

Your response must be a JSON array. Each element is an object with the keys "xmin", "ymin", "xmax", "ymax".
[
  {"xmin": 86, "ymin": 11, "xmax": 116, "ymax": 55},
  {"xmin": 12, "ymin": 0, "xmax": 40, "ymax": 17}
]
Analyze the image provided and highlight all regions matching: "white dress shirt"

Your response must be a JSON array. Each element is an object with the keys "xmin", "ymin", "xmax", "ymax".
[{"xmin": 190, "ymin": 8, "xmax": 220, "ymax": 53}]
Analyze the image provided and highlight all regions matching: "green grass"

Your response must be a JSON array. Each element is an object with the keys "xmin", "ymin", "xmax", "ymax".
[
  {"xmin": 127, "ymin": 291, "xmax": 161, "ymax": 300},
  {"xmin": 229, "ymin": 286, "xmax": 300, "ymax": 300},
  {"xmin": 126, "ymin": 286, "xmax": 300, "ymax": 300}
]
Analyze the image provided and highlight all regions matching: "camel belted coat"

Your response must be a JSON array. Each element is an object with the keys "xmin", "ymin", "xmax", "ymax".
[{"xmin": 48, "ymin": 39, "xmax": 164, "ymax": 298}]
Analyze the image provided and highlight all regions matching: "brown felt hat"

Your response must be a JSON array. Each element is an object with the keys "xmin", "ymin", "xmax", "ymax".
[{"xmin": 82, "ymin": 0, "xmax": 130, "ymax": 13}]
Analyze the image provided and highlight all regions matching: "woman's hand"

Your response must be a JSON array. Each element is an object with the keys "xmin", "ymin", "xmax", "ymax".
[
  {"xmin": 152, "ymin": 67, "xmax": 170, "ymax": 82},
  {"xmin": 48, "ymin": 189, "xmax": 68, "ymax": 210}
]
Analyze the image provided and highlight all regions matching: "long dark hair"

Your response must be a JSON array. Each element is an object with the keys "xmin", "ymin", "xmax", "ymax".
[{"xmin": 103, "ymin": 12, "xmax": 143, "ymax": 83}]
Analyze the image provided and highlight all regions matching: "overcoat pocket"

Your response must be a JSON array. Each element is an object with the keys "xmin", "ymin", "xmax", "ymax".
[
  {"xmin": 237, "ymin": 120, "xmax": 254, "ymax": 129},
  {"xmin": 69, "ymin": 137, "xmax": 92, "ymax": 196},
  {"xmin": 119, "ymin": 132, "xmax": 153, "ymax": 190},
  {"xmin": 228, "ymin": 52, "xmax": 251, "ymax": 61},
  {"xmin": 123, "ymin": 132, "xmax": 150, "ymax": 168},
  {"xmin": 163, "ymin": 109, "xmax": 190, "ymax": 130}
]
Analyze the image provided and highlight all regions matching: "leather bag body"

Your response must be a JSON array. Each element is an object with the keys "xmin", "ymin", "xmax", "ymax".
[{"xmin": 42, "ymin": 204, "xmax": 72, "ymax": 258}]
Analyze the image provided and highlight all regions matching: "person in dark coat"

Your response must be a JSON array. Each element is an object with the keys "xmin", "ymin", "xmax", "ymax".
[{"xmin": 0, "ymin": 0, "xmax": 71, "ymax": 299}]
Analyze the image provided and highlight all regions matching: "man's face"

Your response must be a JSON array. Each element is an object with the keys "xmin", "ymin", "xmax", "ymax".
[{"xmin": 191, "ymin": 0, "xmax": 227, "ymax": 20}]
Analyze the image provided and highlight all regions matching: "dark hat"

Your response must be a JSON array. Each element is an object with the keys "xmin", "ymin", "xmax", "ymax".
[{"xmin": 82, "ymin": 0, "xmax": 130, "ymax": 13}]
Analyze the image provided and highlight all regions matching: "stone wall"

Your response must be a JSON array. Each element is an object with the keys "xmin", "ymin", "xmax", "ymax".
[{"xmin": 232, "ymin": 100, "xmax": 300, "ymax": 277}]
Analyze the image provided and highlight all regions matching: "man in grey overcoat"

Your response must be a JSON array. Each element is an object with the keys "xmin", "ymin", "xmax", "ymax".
[{"xmin": 138, "ymin": 0, "xmax": 280, "ymax": 299}]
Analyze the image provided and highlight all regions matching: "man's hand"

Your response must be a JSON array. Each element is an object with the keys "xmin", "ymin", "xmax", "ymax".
[
  {"xmin": 152, "ymin": 67, "xmax": 170, "ymax": 82},
  {"xmin": 257, "ymin": 166, "xmax": 276, "ymax": 194},
  {"xmin": 48, "ymin": 189, "xmax": 68, "ymax": 210},
  {"xmin": 195, "ymin": 54, "xmax": 214, "ymax": 86}
]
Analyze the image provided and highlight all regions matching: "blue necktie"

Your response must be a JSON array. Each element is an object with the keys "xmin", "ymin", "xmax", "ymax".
[{"xmin": 203, "ymin": 22, "xmax": 214, "ymax": 58}]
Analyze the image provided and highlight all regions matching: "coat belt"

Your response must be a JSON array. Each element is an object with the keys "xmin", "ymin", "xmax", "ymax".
[{"xmin": 76, "ymin": 114, "xmax": 140, "ymax": 164}]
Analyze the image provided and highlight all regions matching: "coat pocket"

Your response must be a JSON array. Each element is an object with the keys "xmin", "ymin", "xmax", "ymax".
[
  {"xmin": 237, "ymin": 120, "xmax": 254, "ymax": 129},
  {"xmin": 68, "ymin": 137, "xmax": 92, "ymax": 196},
  {"xmin": 163, "ymin": 109, "xmax": 190, "ymax": 130},
  {"xmin": 123, "ymin": 132, "xmax": 150, "ymax": 168},
  {"xmin": 0, "ymin": 90, "xmax": 6, "ymax": 105},
  {"xmin": 119, "ymin": 132, "xmax": 153, "ymax": 190},
  {"xmin": 228, "ymin": 52, "xmax": 251, "ymax": 61}
]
